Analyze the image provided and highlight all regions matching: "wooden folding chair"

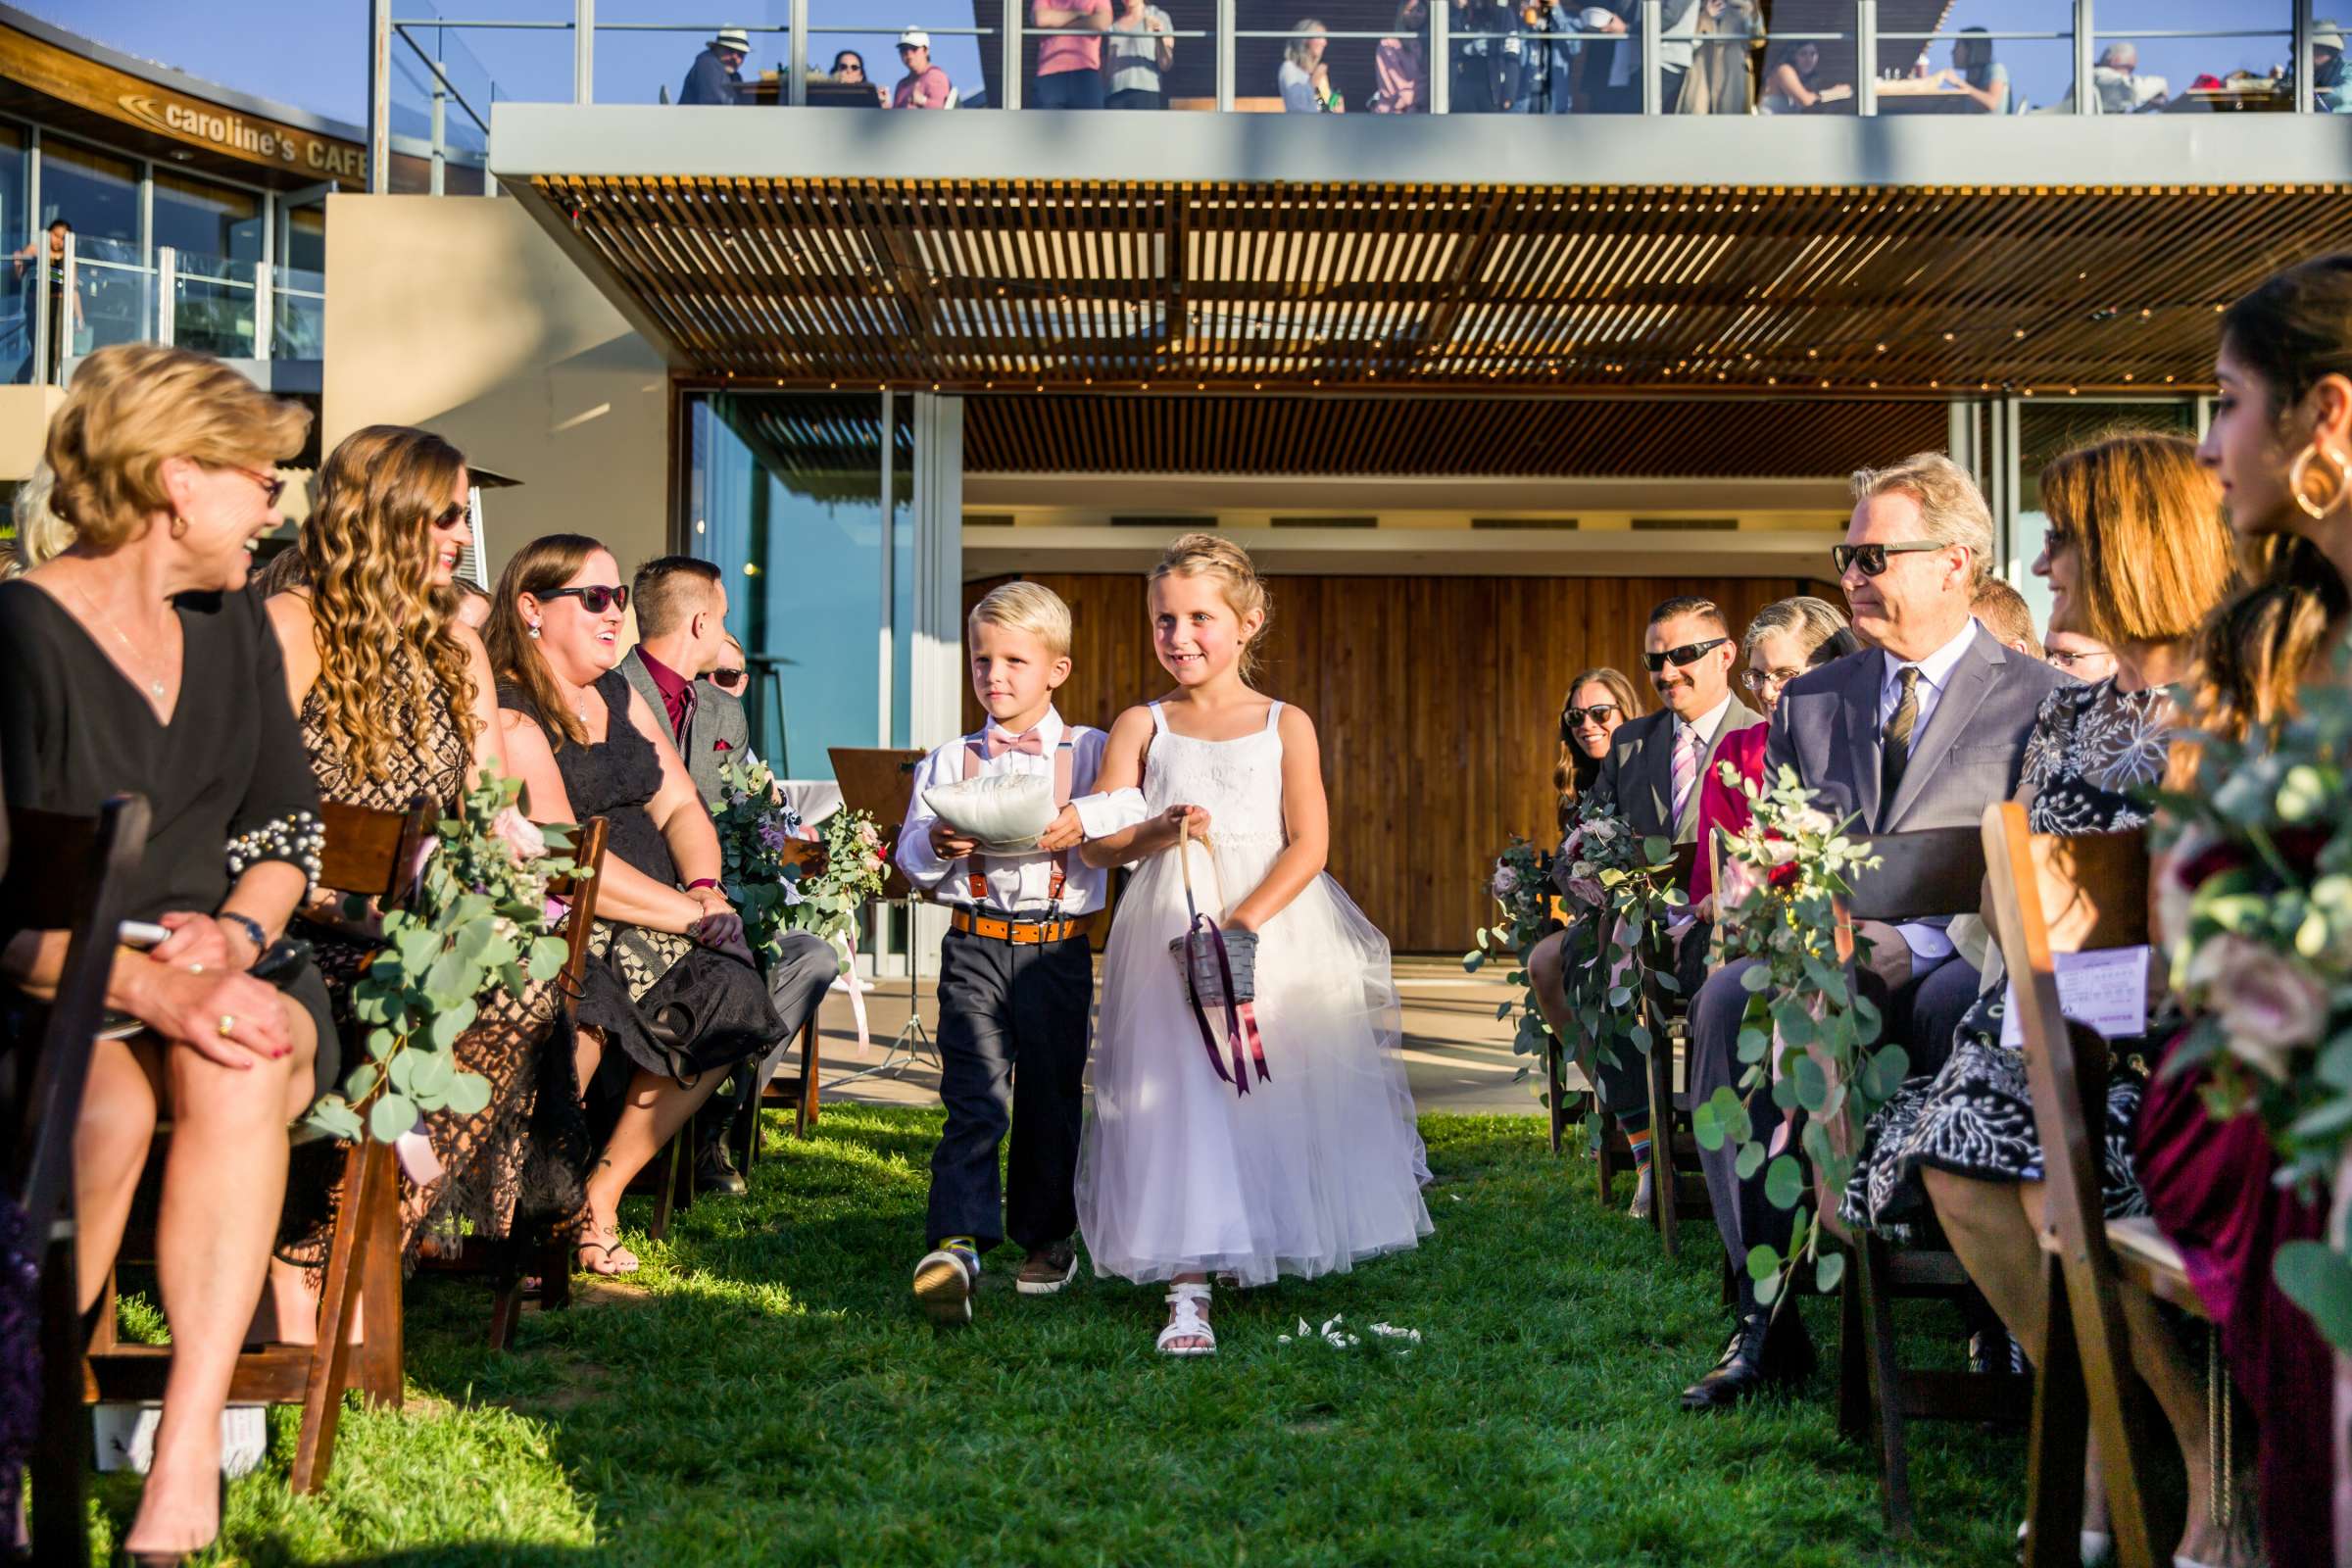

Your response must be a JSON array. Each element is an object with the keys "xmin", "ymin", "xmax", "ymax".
[
  {"xmin": 62, "ymin": 798, "xmax": 437, "ymax": 1506},
  {"xmin": 1636, "ymin": 841, "xmax": 1709, "ymax": 1251},
  {"xmin": 13, "ymin": 795, "xmax": 152, "ymax": 1568},
  {"xmin": 1830, "ymin": 824, "xmax": 2033, "ymax": 1535},
  {"xmin": 1983, "ymin": 806, "xmax": 2199, "ymax": 1568}
]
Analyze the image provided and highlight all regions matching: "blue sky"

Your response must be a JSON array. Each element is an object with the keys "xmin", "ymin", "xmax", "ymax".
[{"xmin": 31, "ymin": 0, "xmax": 2302, "ymax": 128}]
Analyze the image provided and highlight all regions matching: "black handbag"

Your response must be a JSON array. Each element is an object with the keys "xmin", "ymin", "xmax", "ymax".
[{"xmin": 1166, "ymin": 821, "xmax": 1268, "ymax": 1096}]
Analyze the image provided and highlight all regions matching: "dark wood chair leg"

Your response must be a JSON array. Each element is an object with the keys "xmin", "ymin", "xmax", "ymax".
[
  {"xmin": 291, "ymin": 1141, "xmax": 384, "ymax": 1494},
  {"xmin": 2027, "ymin": 1251, "xmax": 2089, "ymax": 1568},
  {"xmin": 1645, "ymin": 1028, "xmax": 1679, "ymax": 1254},
  {"xmin": 1855, "ymin": 1235, "xmax": 1914, "ymax": 1535},
  {"xmin": 647, "ymin": 1135, "xmax": 681, "ymax": 1243},
  {"xmin": 795, "ymin": 1011, "xmax": 820, "ymax": 1139},
  {"xmin": 1836, "ymin": 1248, "xmax": 1871, "ymax": 1444},
  {"xmin": 729, "ymin": 1077, "xmax": 760, "ymax": 1176},
  {"xmin": 357, "ymin": 1144, "xmax": 403, "ymax": 1409},
  {"xmin": 1595, "ymin": 1096, "xmax": 1619, "ymax": 1207},
  {"xmin": 1545, "ymin": 1041, "xmax": 1566, "ymax": 1156},
  {"xmin": 29, "ymin": 1224, "xmax": 90, "ymax": 1568}
]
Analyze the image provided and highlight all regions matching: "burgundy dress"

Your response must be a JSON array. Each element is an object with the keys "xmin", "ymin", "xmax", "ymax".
[{"xmin": 2135, "ymin": 1032, "xmax": 2332, "ymax": 1566}]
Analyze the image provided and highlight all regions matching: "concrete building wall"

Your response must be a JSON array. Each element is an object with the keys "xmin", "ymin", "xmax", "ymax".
[{"xmin": 321, "ymin": 193, "xmax": 670, "ymax": 583}]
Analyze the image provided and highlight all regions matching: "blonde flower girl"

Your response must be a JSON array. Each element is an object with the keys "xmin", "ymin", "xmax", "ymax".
[{"xmin": 1076, "ymin": 534, "xmax": 1431, "ymax": 1355}]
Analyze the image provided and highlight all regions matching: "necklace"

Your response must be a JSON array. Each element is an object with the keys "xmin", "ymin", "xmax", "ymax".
[{"xmin": 69, "ymin": 578, "xmax": 171, "ymax": 700}]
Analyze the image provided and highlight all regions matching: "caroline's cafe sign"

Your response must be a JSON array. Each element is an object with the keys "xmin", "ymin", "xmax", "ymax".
[{"xmin": 117, "ymin": 92, "xmax": 365, "ymax": 179}]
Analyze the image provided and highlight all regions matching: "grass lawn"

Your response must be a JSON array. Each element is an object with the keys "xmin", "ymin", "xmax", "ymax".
[{"xmin": 91, "ymin": 1107, "xmax": 2031, "ymax": 1565}]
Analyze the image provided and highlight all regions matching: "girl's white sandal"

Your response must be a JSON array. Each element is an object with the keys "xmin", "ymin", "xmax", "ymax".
[{"xmin": 1156, "ymin": 1282, "xmax": 1216, "ymax": 1356}]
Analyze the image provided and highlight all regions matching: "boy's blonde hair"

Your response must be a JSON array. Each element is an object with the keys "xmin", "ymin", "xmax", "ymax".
[
  {"xmin": 1150, "ymin": 532, "xmax": 1272, "ymax": 678},
  {"xmin": 969, "ymin": 579, "xmax": 1073, "ymax": 658}
]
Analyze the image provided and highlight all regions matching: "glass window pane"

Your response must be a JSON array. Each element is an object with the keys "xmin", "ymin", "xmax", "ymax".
[
  {"xmin": 153, "ymin": 171, "xmax": 263, "ymax": 266},
  {"xmin": 0, "ymin": 122, "xmax": 28, "ymax": 381},
  {"xmin": 2009, "ymin": 398, "xmax": 2198, "ymax": 638},
  {"xmin": 38, "ymin": 140, "xmax": 142, "ymax": 363},
  {"xmin": 597, "ymin": 2, "xmax": 790, "ymax": 105},
  {"xmin": 814, "ymin": 1, "xmax": 1004, "ymax": 109},
  {"xmin": 2092, "ymin": 0, "xmax": 2294, "ymax": 115},
  {"xmin": 891, "ymin": 398, "xmax": 914, "ymax": 748},
  {"xmin": 1876, "ymin": 2, "xmax": 2072, "ymax": 116},
  {"xmin": 280, "ymin": 202, "xmax": 325, "ymax": 273},
  {"xmin": 1231, "ymin": 1, "xmax": 1391, "ymax": 113},
  {"xmin": 688, "ymin": 390, "xmax": 886, "ymax": 779}
]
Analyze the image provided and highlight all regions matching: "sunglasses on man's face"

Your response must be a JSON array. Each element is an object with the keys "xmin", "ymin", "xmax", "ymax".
[
  {"xmin": 1559, "ymin": 703, "xmax": 1621, "ymax": 737},
  {"xmin": 1833, "ymin": 540, "xmax": 1944, "ymax": 577},
  {"xmin": 1643, "ymin": 637, "xmax": 1730, "ymax": 673},
  {"xmin": 540, "ymin": 584, "xmax": 629, "ymax": 614}
]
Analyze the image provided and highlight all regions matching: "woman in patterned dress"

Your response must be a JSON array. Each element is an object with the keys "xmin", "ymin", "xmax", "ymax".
[
  {"xmin": 1840, "ymin": 430, "xmax": 2241, "ymax": 1563},
  {"xmin": 266, "ymin": 425, "xmax": 587, "ymax": 1271}
]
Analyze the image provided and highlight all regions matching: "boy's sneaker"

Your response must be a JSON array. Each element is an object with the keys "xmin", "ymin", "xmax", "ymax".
[
  {"xmin": 1016, "ymin": 1241, "xmax": 1079, "ymax": 1296},
  {"xmin": 913, "ymin": 1240, "xmax": 980, "ymax": 1325}
]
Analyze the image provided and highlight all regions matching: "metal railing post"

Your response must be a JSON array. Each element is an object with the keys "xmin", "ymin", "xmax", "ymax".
[
  {"xmin": 254, "ymin": 261, "xmax": 274, "ymax": 364},
  {"xmin": 1004, "ymin": 2, "xmax": 1023, "ymax": 111},
  {"xmin": 574, "ymin": 0, "xmax": 595, "ymax": 104},
  {"xmin": 29, "ymin": 241, "xmax": 52, "ymax": 388},
  {"xmin": 789, "ymin": 0, "xmax": 808, "ymax": 106},
  {"xmin": 430, "ymin": 61, "xmax": 448, "ymax": 195},
  {"xmin": 1855, "ymin": 0, "xmax": 1878, "ymax": 115},
  {"xmin": 1642, "ymin": 0, "xmax": 1662, "ymax": 114},
  {"xmin": 2296, "ymin": 0, "xmax": 2317, "ymax": 113},
  {"xmin": 157, "ymin": 246, "xmax": 176, "ymax": 351},
  {"xmin": 368, "ymin": 0, "xmax": 392, "ymax": 191},
  {"xmin": 1216, "ymin": 0, "xmax": 1236, "ymax": 112},
  {"xmin": 1429, "ymin": 0, "xmax": 1449, "ymax": 114},
  {"xmin": 2074, "ymin": 0, "xmax": 2094, "ymax": 112}
]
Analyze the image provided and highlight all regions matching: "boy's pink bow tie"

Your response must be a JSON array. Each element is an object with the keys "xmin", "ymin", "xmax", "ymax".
[{"xmin": 984, "ymin": 726, "xmax": 1047, "ymax": 758}]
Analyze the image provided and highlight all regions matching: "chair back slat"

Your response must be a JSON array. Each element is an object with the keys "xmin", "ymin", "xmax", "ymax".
[
  {"xmin": 548, "ymin": 817, "xmax": 608, "ymax": 1021},
  {"xmin": 0, "ymin": 805, "xmax": 99, "ymax": 934},
  {"xmin": 318, "ymin": 798, "xmax": 435, "ymax": 906},
  {"xmin": 9, "ymin": 795, "xmax": 151, "ymax": 1237},
  {"xmin": 1842, "ymin": 825, "xmax": 1987, "ymax": 923}
]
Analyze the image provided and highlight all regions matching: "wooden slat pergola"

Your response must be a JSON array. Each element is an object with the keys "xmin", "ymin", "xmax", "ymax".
[{"xmin": 529, "ymin": 172, "xmax": 2343, "ymax": 398}]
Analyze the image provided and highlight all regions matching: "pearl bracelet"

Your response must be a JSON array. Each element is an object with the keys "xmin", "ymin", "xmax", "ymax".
[{"xmin": 225, "ymin": 809, "xmax": 324, "ymax": 900}]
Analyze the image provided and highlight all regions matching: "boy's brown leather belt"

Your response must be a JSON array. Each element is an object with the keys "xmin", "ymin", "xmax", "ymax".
[{"xmin": 949, "ymin": 907, "xmax": 1097, "ymax": 946}]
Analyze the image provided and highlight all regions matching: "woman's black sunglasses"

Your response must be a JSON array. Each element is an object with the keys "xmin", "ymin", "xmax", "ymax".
[
  {"xmin": 540, "ymin": 584, "xmax": 630, "ymax": 613},
  {"xmin": 1560, "ymin": 703, "xmax": 1621, "ymax": 738},
  {"xmin": 1642, "ymin": 638, "xmax": 1729, "ymax": 673},
  {"xmin": 1832, "ymin": 540, "xmax": 1944, "ymax": 577},
  {"xmin": 710, "ymin": 666, "xmax": 746, "ymax": 685}
]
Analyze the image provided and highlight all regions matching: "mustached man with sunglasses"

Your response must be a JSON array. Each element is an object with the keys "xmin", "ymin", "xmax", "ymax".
[
  {"xmin": 1581, "ymin": 597, "xmax": 1764, "ymax": 1218},
  {"xmin": 1676, "ymin": 453, "xmax": 2067, "ymax": 1415},
  {"xmin": 621, "ymin": 556, "xmax": 837, "ymax": 1201}
]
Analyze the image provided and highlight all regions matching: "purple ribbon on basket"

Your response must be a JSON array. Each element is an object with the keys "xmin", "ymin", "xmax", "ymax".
[{"xmin": 1172, "ymin": 822, "xmax": 1271, "ymax": 1100}]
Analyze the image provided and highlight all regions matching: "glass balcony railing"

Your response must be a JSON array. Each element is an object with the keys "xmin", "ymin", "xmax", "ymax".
[
  {"xmin": 372, "ymin": 0, "xmax": 2328, "ymax": 142},
  {"xmin": 11, "ymin": 237, "xmax": 329, "ymax": 385}
]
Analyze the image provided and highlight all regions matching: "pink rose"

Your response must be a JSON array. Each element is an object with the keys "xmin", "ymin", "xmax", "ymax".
[
  {"xmin": 2189, "ymin": 933, "xmax": 2327, "ymax": 1082},
  {"xmin": 489, "ymin": 806, "xmax": 548, "ymax": 862},
  {"xmin": 1490, "ymin": 863, "xmax": 1520, "ymax": 899},
  {"xmin": 1567, "ymin": 876, "xmax": 1605, "ymax": 908}
]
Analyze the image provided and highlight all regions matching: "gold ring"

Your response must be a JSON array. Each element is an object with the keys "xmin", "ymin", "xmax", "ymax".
[{"xmin": 217, "ymin": 1014, "xmax": 236, "ymax": 1038}]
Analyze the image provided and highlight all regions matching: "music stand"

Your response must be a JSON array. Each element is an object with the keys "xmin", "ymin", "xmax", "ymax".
[{"xmin": 826, "ymin": 746, "xmax": 933, "ymax": 1084}]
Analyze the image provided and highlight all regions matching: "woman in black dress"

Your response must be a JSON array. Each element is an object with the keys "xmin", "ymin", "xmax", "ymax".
[
  {"xmin": 488, "ymin": 533, "xmax": 783, "ymax": 1275},
  {"xmin": 0, "ymin": 343, "xmax": 325, "ymax": 1563}
]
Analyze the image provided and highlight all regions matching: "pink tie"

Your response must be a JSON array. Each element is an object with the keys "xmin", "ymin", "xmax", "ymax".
[
  {"xmin": 984, "ymin": 726, "xmax": 1048, "ymax": 759},
  {"xmin": 1670, "ymin": 721, "xmax": 1698, "ymax": 824}
]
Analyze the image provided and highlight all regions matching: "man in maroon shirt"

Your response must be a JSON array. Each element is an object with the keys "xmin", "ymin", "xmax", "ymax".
[{"xmin": 892, "ymin": 27, "xmax": 956, "ymax": 108}]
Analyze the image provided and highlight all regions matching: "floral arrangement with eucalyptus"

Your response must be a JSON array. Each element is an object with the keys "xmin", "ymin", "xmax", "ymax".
[{"xmin": 709, "ymin": 754, "xmax": 890, "ymax": 974}]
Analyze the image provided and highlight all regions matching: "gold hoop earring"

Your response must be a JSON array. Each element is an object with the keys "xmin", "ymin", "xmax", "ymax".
[{"xmin": 2290, "ymin": 442, "xmax": 2352, "ymax": 521}]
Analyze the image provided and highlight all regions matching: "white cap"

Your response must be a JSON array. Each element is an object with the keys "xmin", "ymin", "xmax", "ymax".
[{"xmin": 898, "ymin": 26, "xmax": 931, "ymax": 49}]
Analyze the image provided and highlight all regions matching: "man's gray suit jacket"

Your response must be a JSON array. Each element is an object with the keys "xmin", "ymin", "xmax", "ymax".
[
  {"xmin": 619, "ymin": 647, "xmax": 751, "ymax": 805},
  {"xmin": 1764, "ymin": 622, "xmax": 2070, "ymax": 836},
  {"xmin": 1588, "ymin": 697, "xmax": 1767, "ymax": 846}
]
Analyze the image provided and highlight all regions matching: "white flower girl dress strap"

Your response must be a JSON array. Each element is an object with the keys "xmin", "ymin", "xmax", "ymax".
[{"xmin": 1149, "ymin": 701, "xmax": 1168, "ymax": 734}]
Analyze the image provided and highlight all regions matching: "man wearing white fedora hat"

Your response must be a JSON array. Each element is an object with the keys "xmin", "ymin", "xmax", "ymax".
[
  {"xmin": 892, "ymin": 27, "xmax": 956, "ymax": 109},
  {"xmin": 681, "ymin": 25, "xmax": 753, "ymax": 105}
]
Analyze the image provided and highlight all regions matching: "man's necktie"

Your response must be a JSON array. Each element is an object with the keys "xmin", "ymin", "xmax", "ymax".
[
  {"xmin": 1881, "ymin": 665, "xmax": 1922, "ymax": 808},
  {"xmin": 983, "ymin": 725, "xmax": 1048, "ymax": 759},
  {"xmin": 1670, "ymin": 720, "xmax": 1698, "ymax": 827}
]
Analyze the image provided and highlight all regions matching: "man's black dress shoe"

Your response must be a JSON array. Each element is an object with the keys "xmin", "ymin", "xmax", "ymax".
[
  {"xmin": 694, "ymin": 1139, "xmax": 749, "ymax": 1198},
  {"xmin": 1679, "ymin": 1308, "xmax": 1814, "ymax": 1411}
]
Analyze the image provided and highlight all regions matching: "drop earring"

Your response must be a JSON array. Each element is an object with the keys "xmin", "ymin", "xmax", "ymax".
[{"xmin": 527, "ymin": 622, "xmax": 542, "ymax": 639}]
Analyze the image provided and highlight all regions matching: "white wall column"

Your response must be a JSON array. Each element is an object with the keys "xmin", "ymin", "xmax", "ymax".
[{"xmin": 905, "ymin": 392, "xmax": 964, "ymax": 974}]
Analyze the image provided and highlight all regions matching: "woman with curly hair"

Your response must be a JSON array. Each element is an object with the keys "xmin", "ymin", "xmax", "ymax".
[{"xmin": 264, "ymin": 425, "xmax": 587, "ymax": 1277}]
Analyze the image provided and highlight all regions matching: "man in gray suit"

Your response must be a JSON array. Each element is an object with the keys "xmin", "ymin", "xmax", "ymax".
[
  {"xmin": 1550, "ymin": 596, "xmax": 1762, "ymax": 1220},
  {"xmin": 623, "ymin": 556, "xmax": 835, "ymax": 1198},
  {"xmin": 1678, "ymin": 454, "xmax": 2070, "ymax": 1412}
]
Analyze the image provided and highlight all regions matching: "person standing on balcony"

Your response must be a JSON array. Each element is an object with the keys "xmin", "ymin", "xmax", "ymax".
[
  {"xmin": 1105, "ymin": 0, "xmax": 1174, "ymax": 110},
  {"xmin": 1034, "ymin": 0, "xmax": 1111, "ymax": 108},
  {"xmin": 1280, "ymin": 20, "xmax": 1347, "ymax": 111},
  {"xmin": 1371, "ymin": 0, "xmax": 1429, "ymax": 112},
  {"xmin": 680, "ymin": 26, "xmax": 753, "ymax": 106},
  {"xmin": 892, "ymin": 28, "xmax": 956, "ymax": 108},
  {"xmin": 10, "ymin": 218, "xmax": 79, "ymax": 386},
  {"xmin": 1592, "ymin": 0, "xmax": 1698, "ymax": 113},
  {"xmin": 1448, "ymin": 0, "xmax": 1521, "ymax": 111}
]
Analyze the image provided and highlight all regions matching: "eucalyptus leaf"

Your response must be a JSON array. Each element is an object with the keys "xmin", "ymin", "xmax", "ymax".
[
  {"xmin": 424, "ymin": 951, "xmax": 474, "ymax": 1009},
  {"xmin": 1815, "ymin": 1250, "xmax": 1846, "ymax": 1294},
  {"xmin": 1692, "ymin": 1099, "xmax": 1723, "ymax": 1150},
  {"xmin": 409, "ymin": 1050, "xmax": 456, "ymax": 1102},
  {"xmin": 1764, "ymin": 1155, "xmax": 1803, "ymax": 1210},
  {"xmin": 1792, "ymin": 1054, "xmax": 1829, "ymax": 1113},
  {"xmin": 2274, "ymin": 1241, "xmax": 2352, "ymax": 1353},
  {"xmin": 1738, "ymin": 1027, "xmax": 1770, "ymax": 1064},
  {"xmin": 368, "ymin": 1092, "xmax": 419, "ymax": 1145},
  {"xmin": 443, "ymin": 1070, "xmax": 492, "ymax": 1117},
  {"xmin": 1746, "ymin": 1244, "xmax": 1781, "ymax": 1284},
  {"xmin": 1735, "ymin": 1142, "xmax": 1765, "ymax": 1181},
  {"xmin": 306, "ymin": 1099, "xmax": 365, "ymax": 1142}
]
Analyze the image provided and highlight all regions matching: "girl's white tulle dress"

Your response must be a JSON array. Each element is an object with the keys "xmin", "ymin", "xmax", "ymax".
[{"xmin": 1076, "ymin": 700, "xmax": 1432, "ymax": 1286}]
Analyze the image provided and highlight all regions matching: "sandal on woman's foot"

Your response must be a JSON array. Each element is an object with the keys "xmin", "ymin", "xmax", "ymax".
[
  {"xmin": 1156, "ymin": 1282, "xmax": 1215, "ymax": 1356},
  {"xmin": 573, "ymin": 1233, "xmax": 640, "ymax": 1277}
]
